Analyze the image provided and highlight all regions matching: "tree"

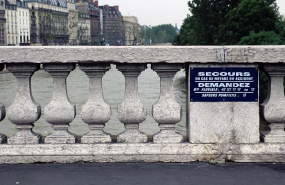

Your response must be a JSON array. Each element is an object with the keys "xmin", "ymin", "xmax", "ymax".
[
  {"xmin": 151, "ymin": 24, "xmax": 177, "ymax": 43},
  {"xmin": 238, "ymin": 31, "xmax": 283, "ymax": 45},
  {"xmin": 38, "ymin": 11, "xmax": 69, "ymax": 45},
  {"xmin": 174, "ymin": 0, "xmax": 241, "ymax": 45},
  {"xmin": 215, "ymin": 0, "xmax": 279, "ymax": 45}
]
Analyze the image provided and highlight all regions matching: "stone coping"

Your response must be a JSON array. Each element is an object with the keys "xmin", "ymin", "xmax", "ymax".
[
  {"xmin": 0, "ymin": 143, "xmax": 284, "ymax": 163},
  {"xmin": 0, "ymin": 46, "xmax": 285, "ymax": 64}
]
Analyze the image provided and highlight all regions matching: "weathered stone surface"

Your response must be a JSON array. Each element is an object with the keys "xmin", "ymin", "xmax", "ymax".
[
  {"xmin": 6, "ymin": 64, "xmax": 41, "ymax": 144},
  {"xmin": 44, "ymin": 64, "xmax": 76, "ymax": 144},
  {"xmin": 224, "ymin": 46, "xmax": 285, "ymax": 63},
  {"xmin": 0, "ymin": 103, "xmax": 5, "ymax": 122},
  {"xmin": 187, "ymin": 64, "xmax": 260, "ymax": 144},
  {"xmin": 0, "ymin": 143, "xmax": 284, "ymax": 163},
  {"xmin": 0, "ymin": 46, "xmax": 223, "ymax": 64},
  {"xmin": 0, "ymin": 64, "xmax": 6, "ymax": 143},
  {"xmin": 0, "ymin": 134, "xmax": 6, "ymax": 143},
  {"xmin": 81, "ymin": 124, "xmax": 111, "ymax": 143},
  {"xmin": 153, "ymin": 124, "xmax": 183, "ymax": 144},
  {"xmin": 3, "ymin": 46, "xmax": 285, "ymax": 64},
  {"xmin": 79, "ymin": 64, "xmax": 111, "ymax": 143},
  {"xmin": 45, "ymin": 125, "xmax": 76, "ymax": 144},
  {"xmin": 117, "ymin": 64, "xmax": 147, "ymax": 143},
  {"xmin": 0, "ymin": 64, "xmax": 5, "ymax": 122},
  {"xmin": 260, "ymin": 64, "xmax": 285, "ymax": 143},
  {"xmin": 152, "ymin": 64, "xmax": 184, "ymax": 143},
  {"xmin": 8, "ymin": 126, "xmax": 40, "ymax": 144},
  {"xmin": 117, "ymin": 124, "xmax": 147, "ymax": 143}
]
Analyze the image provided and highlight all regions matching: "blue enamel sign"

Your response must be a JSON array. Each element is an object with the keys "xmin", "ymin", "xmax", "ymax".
[{"xmin": 190, "ymin": 67, "xmax": 258, "ymax": 102}]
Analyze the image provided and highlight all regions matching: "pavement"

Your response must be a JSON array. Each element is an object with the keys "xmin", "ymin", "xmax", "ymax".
[{"xmin": 0, "ymin": 163, "xmax": 284, "ymax": 185}]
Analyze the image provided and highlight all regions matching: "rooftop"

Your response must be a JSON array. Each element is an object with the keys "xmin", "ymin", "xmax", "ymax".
[{"xmin": 25, "ymin": 0, "xmax": 67, "ymax": 8}]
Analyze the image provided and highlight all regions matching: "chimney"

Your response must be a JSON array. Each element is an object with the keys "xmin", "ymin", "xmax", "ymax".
[
  {"xmin": 105, "ymin": 5, "xmax": 109, "ymax": 11},
  {"xmin": 115, "ymin": 6, "xmax": 119, "ymax": 12},
  {"xmin": 95, "ymin": 0, "xmax": 98, "ymax": 6}
]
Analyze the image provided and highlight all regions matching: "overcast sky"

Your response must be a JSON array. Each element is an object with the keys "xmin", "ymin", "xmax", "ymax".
[{"xmin": 99, "ymin": 0, "xmax": 285, "ymax": 28}]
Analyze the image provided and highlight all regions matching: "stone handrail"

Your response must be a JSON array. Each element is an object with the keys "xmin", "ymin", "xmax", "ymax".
[
  {"xmin": 0, "ymin": 46, "xmax": 285, "ymax": 163},
  {"xmin": 1, "ymin": 46, "xmax": 285, "ymax": 64}
]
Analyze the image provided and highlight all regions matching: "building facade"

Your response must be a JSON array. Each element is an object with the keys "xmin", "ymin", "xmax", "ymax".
[
  {"xmin": 77, "ymin": 12, "xmax": 90, "ymax": 44},
  {"xmin": 99, "ymin": 5, "xmax": 124, "ymax": 46},
  {"xmin": 67, "ymin": 0, "xmax": 78, "ymax": 45},
  {"xmin": 123, "ymin": 16, "xmax": 140, "ymax": 46},
  {"xmin": 26, "ymin": 0, "xmax": 69, "ymax": 45},
  {"xmin": 0, "ymin": 0, "xmax": 6, "ymax": 45},
  {"xmin": 5, "ymin": 0, "xmax": 17, "ymax": 45},
  {"xmin": 76, "ymin": 0, "xmax": 100, "ymax": 45},
  {"xmin": 17, "ymin": 0, "xmax": 29, "ymax": 45}
]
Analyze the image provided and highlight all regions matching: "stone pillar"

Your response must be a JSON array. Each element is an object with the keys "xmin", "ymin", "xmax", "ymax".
[
  {"xmin": 187, "ymin": 64, "xmax": 259, "ymax": 143},
  {"xmin": 117, "ymin": 64, "xmax": 147, "ymax": 143},
  {"xmin": 261, "ymin": 64, "xmax": 285, "ymax": 143},
  {"xmin": 0, "ymin": 64, "xmax": 7, "ymax": 143},
  {"xmin": 79, "ymin": 63, "xmax": 111, "ymax": 143},
  {"xmin": 44, "ymin": 64, "xmax": 76, "ymax": 144},
  {"xmin": 151, "ymin": 64, "xmax": 183, "ymax": 143},
  {"xmin": 6, "ymin": 64, "xmax": 41, "ymax": 144}
]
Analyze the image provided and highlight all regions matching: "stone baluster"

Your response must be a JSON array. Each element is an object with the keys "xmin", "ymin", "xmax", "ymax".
[
  {"xmin": 0, "ymin": 64, "xmax": 7, "ymax": 143},
  {"xmin": 79, "ymin": 63, "xmax": 111, "ymax": 143},
  {"xmin": 44, "ymin": 64, "xmax": 76, "ymax": 144},
  {"xmin": 151, "ymin": 64, "xmax": 183, "ymax": 143},
  {"xmin": 261, "ymin": 64, "xmax": 285, "ymax": 143},
  {"xmin": 6, "ymin": 64, "xmax": 41, "ymax": 144},
  {"xmin": 117, "ymin": 64, "xmax": 147, "ymax": 143}
]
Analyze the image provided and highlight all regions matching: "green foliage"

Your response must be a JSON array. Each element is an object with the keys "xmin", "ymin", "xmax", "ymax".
[
  {"xmin": 151, "ymin": 24, "xmax": 177, "ymax": 43},
  {"xmin": 77, "ymin": 26, "xmax": 91, "ymax": 45},
  {"xmin": 38, "ymin": 11, "xmax": 69, "ymax": 45},
  {"xmin": 174, "ymin": 0, "xmax": 281, "ymax": 46},
  {"xmin": 173, "ymin": 0, "xmax": 241, "ymax": 45},
  {"xmin": 238, "ymin": 31, "xmax": 283, "ymax": 45},
  {"xmin": 216, "ymin": 0, "xmax": 278, "ymax": 45}
]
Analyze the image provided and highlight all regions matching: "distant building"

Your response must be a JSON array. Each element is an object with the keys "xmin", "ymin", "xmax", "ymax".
[
  {"xmin": 17, "ymin": 0, "xmax": 30, "ymax": 45},
  {"xmin": 67, "ymin": 0, "xmax": 78, "ymax": 45},
  {"xmin": 77, "ymin": 12, "xmax": 90, "ymax": 44},
  {"xmin": 26, "ymin": 0, "xmax": 69, "ymax": 45},
  {"xmin": 5, "ymin": 0, "xmax": 17, "ymax": 46},
  {"xmin": 99, "ymin": 5, "xmax": 124, "ymax": 46},
  {"xmin": 123, "ymin": 16, "xmax": 140, "ymax": 46},
  {"xmin": 76, "ymin": 0, "xmax": 100, "ymax": 45},
  {"xmin": 0, "ymin": 0, "xmax": 6, "ymax": 45},
  {"xmin": 175, "ymin": 23, "xmax": 179, "ymax": 35}
]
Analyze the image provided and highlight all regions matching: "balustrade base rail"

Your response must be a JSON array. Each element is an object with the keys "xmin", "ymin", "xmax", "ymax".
[{"xmin": 0, "ymin": 143, "xmax": 284, "ymax": 164}]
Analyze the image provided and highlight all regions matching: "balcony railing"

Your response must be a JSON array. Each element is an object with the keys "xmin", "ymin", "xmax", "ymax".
[{"xmin": 0, "ymin": 46, "xmax": 285, "ymax": 164}]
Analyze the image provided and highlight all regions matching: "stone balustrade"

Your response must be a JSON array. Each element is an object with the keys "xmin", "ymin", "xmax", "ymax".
[{"xmin": 0, "ymin": 46, "xmax": 285, "ymax": 163}]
